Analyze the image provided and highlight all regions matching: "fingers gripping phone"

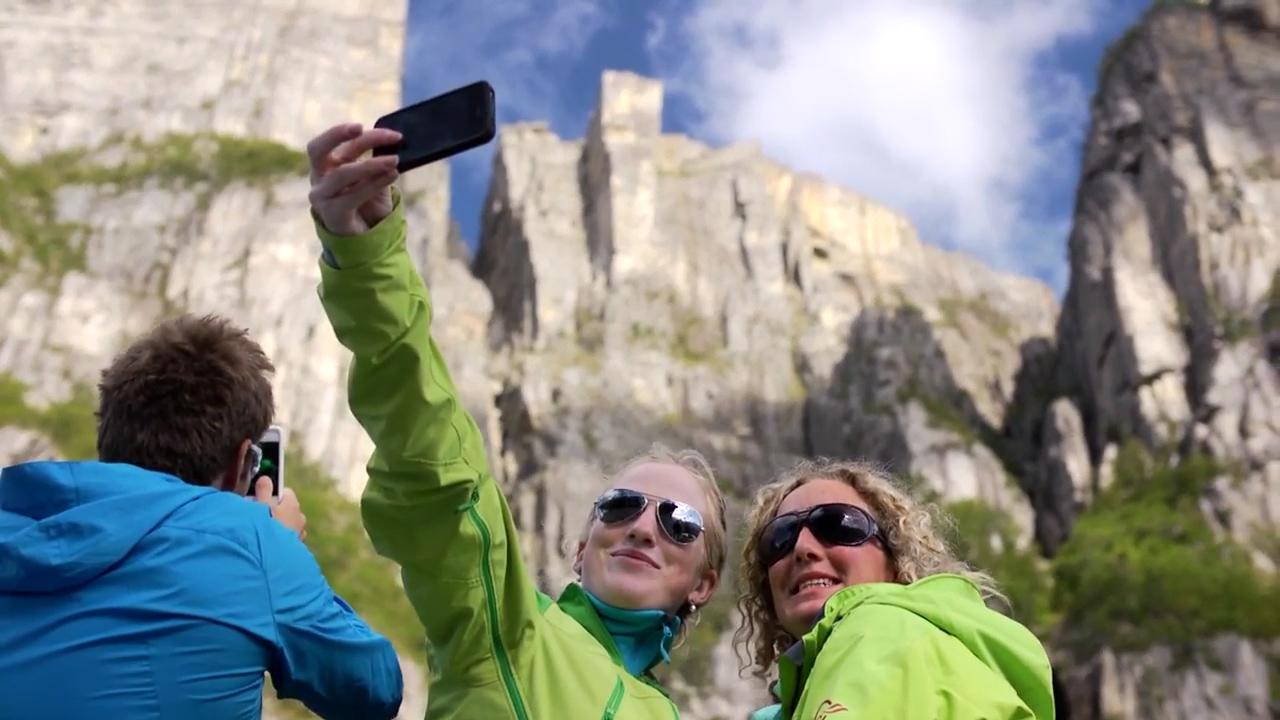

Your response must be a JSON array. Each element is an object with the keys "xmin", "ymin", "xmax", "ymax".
[
  {"xmin": 244, "ymin": 425, "xmax": 286, "ymax": 498},
  {"xmin": 373, "ymin": 81, "xmax": 496, "ymax": 173}
]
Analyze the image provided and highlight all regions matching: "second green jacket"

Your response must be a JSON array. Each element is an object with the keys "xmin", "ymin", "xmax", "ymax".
[
  {"xmin": 762, "ymin": 574, "xmax": 1055, "ymax": 720},
  {"xmin": 316, "ymin": 199, "xmax": 681, "ymax": 720}
]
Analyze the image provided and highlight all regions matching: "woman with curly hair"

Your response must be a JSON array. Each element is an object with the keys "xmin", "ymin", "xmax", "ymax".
[{"xmin": 738, "ymin": 458, "xmax": 1054, "ymax": 720}]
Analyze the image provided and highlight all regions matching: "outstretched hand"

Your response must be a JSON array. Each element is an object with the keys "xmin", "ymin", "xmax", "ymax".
[
  {"xmin": 251, "ymin": 476, "xmax": 308, "ymax": 541},
  {"xmin": 307, "ymin": 123, "xmax": 402, "ymax": 236}
]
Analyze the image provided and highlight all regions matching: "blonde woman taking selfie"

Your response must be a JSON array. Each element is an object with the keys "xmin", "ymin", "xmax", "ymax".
[{"xmin": 305, "ymin": 122, "xmax": 726, "ymax": 719}]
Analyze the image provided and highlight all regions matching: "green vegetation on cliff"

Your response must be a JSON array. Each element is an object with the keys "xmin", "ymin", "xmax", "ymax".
[
  {"xmin": 943, "ymin": 441, "xmax": 1279, "ymax": 661},
  {"xmin": 0, "ymin": 133, "xmax": 305, "ymax": 283},
  {"xmin": 944, "ymin": 499, "xmax": 1054, "ymax": 634},
  {"xmin": 1051, "ymin": 443, "xmax": 1280, "ymax": 655},
  {"xmin": 1262, "ymin": 269, "xmax": 1280, "ymax": 336},
  {"xmin": 0, "ymin": 154, "xmax": 90, "ymax": 281},
  {"xmin": 0, "ymin": 373, "xmax": 98, "ymax": 460},
  {"xmin": 896, "ymin": 382, "xmax": 978, "ymax": 445},
  {"xmin": 937, "ymin": 294, "xmax": 1014, "ymax": 341},
  {"xmin": 285, "ymin": 453, "xmax": 426, "ymax": 661},
  {"xmin": 68, "ymin": 134, "xmax": 306, "ymax": 191}
]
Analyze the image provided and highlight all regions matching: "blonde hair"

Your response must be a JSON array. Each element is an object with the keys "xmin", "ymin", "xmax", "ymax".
[
  {"xmin": 578, "ymin": 443, "xmax": 728, "ymax": 621},
  {"xmin": 734, "ymin": 458, "xmax": 1001, "ymax": 675}
]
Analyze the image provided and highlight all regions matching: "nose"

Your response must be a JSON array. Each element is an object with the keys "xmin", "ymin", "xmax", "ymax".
[
  {"xmin": 790, "ymin": 526, "xmax": 823, "ymax": 562},
  {"xmin": 624, "ymin": 503, "xmax": 659, "ymax": 546}
]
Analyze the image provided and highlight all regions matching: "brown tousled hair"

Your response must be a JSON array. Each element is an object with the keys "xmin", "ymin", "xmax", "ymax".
[{"xmin": 97, "ymin": 314, "xmax": 274, "ymax": 485}]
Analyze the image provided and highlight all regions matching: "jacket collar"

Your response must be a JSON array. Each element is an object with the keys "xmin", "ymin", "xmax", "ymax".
[
  {"xmin": 557, "ymin": 582, "xmax": 622, "ymax": 663},
  {"xmin": 554, "ymin": 583, "xmax": 672, "ymax": 693},
  {"xmin": 774, "ymin": 581, "xmax": 898, "ymax": 714}
]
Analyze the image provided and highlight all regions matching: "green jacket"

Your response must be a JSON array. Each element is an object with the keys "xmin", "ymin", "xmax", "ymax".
[
  {"xmin": 758, "ymin": 575, "xmax": 1054, "ymax": 720},
  {"xmin": 315, "ymin": 200, "xmax": 680, "ymax": 720}
]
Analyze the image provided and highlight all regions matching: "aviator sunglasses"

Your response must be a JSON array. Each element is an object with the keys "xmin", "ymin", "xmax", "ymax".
[
  {"xmin": 758, "ymin": 503, "xmax": 883, "ymax": 568},
  {"xmin": 593, "ymin": 488, "xmax": 705, "ymax": 545}
]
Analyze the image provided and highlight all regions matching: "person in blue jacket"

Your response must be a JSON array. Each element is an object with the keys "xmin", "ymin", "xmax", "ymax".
[{"xmin": 0, "ymin": 313, "xmax": 403, "ymax": 720}]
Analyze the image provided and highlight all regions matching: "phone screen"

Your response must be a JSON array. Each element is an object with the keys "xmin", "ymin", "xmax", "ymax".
[
  {"xmin": 374, "ymin": 81, "xmax": 495, "ymax": 172},
  {"xmin": 258, "ymin": 439, "xmax": 281, "ymax": 496}
]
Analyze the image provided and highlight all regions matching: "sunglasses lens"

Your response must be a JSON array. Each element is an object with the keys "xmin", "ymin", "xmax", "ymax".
[
  {"xmin": 759, "ymin": 515, "xmax": 801, "ymax": 567},
  {"xmin": 811, "ymin": 505, "xmax": 875, "ymax": 546},
  {"xmin": 596, "ymin": 491, "xmax": 646, "ymax": 525},
  {"xmin": 658, "ymin": 501, "xmax": 704, "ymax": 545}
]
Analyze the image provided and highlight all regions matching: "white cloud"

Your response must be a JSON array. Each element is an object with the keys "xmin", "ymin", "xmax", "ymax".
[{"xmin": 650, "ymin": 0, "xmax": 1106, "ymax": 289}]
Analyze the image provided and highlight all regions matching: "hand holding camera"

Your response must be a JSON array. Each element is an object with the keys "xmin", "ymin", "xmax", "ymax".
[
  {"xmin": 307, "ymin": 81, "xmax": 496, "ymax": 236},
  {"xmin": 307, "ymin": 124, "xmax": 403, "ymax": 236},
  {"xmin": 252, "ymin": 478, "xmax": 307, "ymax": 541}
]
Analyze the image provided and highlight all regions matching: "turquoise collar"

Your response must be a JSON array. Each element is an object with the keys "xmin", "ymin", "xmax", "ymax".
[
  {"xmin": 554, "ymin": 583, "xmax": 682, "ymax": 676},
  {"xmin": 583, "ymin": 589, "xmax": 682, "ymax": 676}
]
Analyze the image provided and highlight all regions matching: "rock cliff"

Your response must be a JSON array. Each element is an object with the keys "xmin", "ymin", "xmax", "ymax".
[{"xmin": 1, "ymin": 1, "xmax": 1276, "ymax": 718}]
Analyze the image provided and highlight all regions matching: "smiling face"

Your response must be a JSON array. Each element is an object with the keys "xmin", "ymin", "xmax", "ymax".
[
  {"xmin": 575, "ymin": 462, "xmax": 719, "ymax": 615},
  {"xmin": 765, "ymin": 478, "xmax": 895, "ymax": 638}
]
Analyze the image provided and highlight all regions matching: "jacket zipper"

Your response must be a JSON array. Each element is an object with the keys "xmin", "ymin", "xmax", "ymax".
[
  {"xmin": 466, "ymin": 504, "xmax": 531, "ymax": 720},
  {"xmin": 601, "ymin": 677, "xmax": 625, "ymax": 720}
]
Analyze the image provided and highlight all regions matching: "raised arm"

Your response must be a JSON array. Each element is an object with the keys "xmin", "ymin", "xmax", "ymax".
[{"xmin": 307, "ymin": 124, "xmax": 539, "ymax": 709}]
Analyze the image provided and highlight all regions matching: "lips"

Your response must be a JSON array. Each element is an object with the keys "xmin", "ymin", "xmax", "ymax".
[
  {"xmin": 790, "ymin": 571, "xmax": 841, "ymax": 596},
  {"xmin": 611, "ymin": 549, "xmax": 659, "ymax": 569}
]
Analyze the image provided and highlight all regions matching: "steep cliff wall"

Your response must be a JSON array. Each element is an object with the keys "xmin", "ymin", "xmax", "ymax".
[
  {"xmin": 2, "ymin": 1, "xmax": 1276, "ymax": 718},
  {"xmin": 1015, "ymin": 2, "xmax": 1280, "ymax": 718}
]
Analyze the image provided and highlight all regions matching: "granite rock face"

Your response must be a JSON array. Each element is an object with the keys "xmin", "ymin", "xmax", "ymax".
[
  {"xmin": 1013, "ymin": 2, "xmax": 1280, "ymax": 717},
  {"xmin": 3, "ymin": 1, "xmax": 1277, "ymax": 718},
  {"xmin": 1018, "ymin": 0, "xmax": 1280, "ymax": 558},
  {"xmin": 0, "ymin": 0, "xmax": 404, "ymax": 162},
  {"xmin": 1060, "ymin": 637, "xmax": 1279, "ymax": 720}
]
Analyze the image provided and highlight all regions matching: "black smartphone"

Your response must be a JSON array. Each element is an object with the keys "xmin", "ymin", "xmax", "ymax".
[
  {"xmin": 373, "ymin": 81, "xmax": 496, "ymax": 173},
  {"xmin": 245, "ymin": 425, "xmax": 285, "ymax": 498}
]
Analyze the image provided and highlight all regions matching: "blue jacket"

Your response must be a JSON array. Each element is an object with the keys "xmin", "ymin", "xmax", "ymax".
[{"xmin": 0, "ymin": 461, "xmax": 403, "ymax": 720}]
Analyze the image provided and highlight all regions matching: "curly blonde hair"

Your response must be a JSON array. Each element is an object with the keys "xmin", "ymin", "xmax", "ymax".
[
  {"xmin": 734, "ymin": 458, "xmax": 1000, "ymax": 675},
  {"xmin": 576, "ymin": 443, "xmax": 729, "ymax": 623}
]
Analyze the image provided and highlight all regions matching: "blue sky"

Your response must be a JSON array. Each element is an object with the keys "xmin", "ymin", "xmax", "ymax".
[{"xmin": 402, "ymin": 0, "xmax": 1151, "ymax": 292}]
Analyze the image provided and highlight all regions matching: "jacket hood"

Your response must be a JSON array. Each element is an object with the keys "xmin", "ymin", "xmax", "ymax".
[
  {"xmin": 820, "ymin": 574, "xmax": 1054, "ymax": 719},
  {"xmin": 0, "ymin": 461, "xmax": 216, "ymax": 592}
]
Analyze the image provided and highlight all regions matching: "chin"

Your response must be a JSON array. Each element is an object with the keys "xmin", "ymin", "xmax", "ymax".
[
  {"xmin": 784, "ymin": 599, "xmax": 823, "ymax": 629},
  {"xmin": 783, "ymin": 590, "xmax": 841, "ymax": 631},
  {"xmin": 596, "ymin": 577, "xmax": 656, "ymax": 609}
]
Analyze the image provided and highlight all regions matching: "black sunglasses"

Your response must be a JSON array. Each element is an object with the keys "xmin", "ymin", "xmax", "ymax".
[
  {"xmin": 758, "ymin": 503, "xmax": 882, "ymax": 568},
  {"xmin": 594, "ymin": 488, "xmax": 705, "ymax": 546}
]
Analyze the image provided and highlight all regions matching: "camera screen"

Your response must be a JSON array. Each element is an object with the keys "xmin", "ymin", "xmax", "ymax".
[{"xmin": 258, "ymin": 440, "xmax": 281, "ymax": 495}]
